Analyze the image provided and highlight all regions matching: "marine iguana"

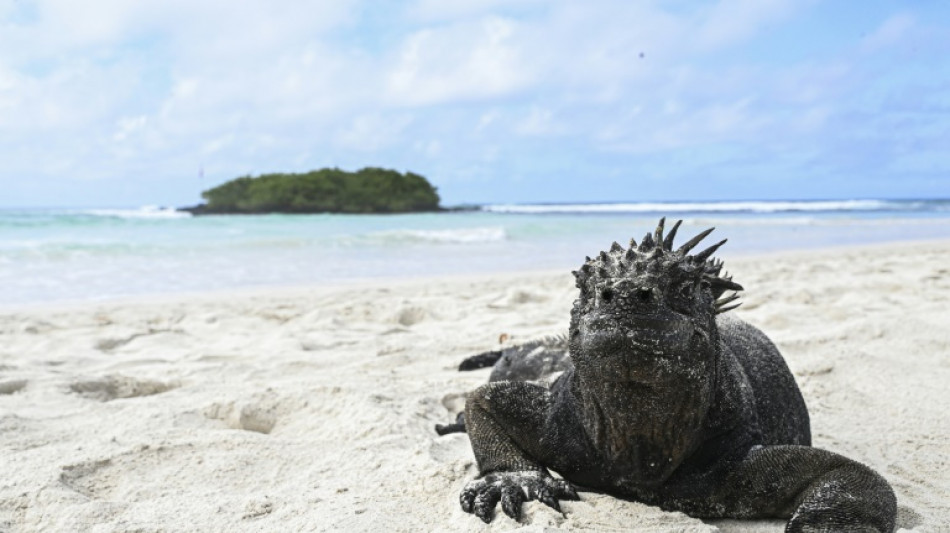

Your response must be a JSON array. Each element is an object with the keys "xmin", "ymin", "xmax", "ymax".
[{"xmin": 446, "ymin": 219, "xmax": 897, "ymax": 532}]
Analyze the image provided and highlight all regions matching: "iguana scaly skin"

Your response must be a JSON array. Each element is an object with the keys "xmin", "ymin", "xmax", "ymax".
[{"xmin": 452, "ymin": 219, "xmax": 896, "ymax": 532}]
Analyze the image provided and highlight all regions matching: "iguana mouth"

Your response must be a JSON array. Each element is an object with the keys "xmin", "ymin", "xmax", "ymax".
[
  {"xmin": 624, "ymin": 331, "xmax": 682, "ymax": 354},
  {"xmin": 586, "ymin": 311, "xmax": 685, "ymax": 331},
  {"xmin": 580, "ymin": 314, "xmax": 693, "ymax": 357}
]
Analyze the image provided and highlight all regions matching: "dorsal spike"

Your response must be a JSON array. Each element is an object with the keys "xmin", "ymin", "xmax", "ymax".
[
  {"xmin": 628, "ymin": 237, "xmax": 637, "ymax": 248},
  {"xmin": 663, "ymin": 220, "xmax": 682, "ymax": 250},
  {"xmin": 599, "ymin": 251, "xmax": 610, "ymax": 262},
  {"xmin": 715, "ymin": 293, "xmax": 741, "ymax": 308},
  {"xmin": 610, "ymin": 241, "xmax": 623, "ymax": 253},
  {"xmin": 694, "ymin": 239, "xmax": 728, "ymax": 263},
  {"xmin": 704, "ymin": 259, "xmax": 722, "ymax": 274},
  {"xmin": 716, "ymin": 303, "xmax": 742, "ymax": 314},
  {"xmin": 677, "ymin": 227, "xmax": 715, "ymax": 255},
  {"xmin": 640, "ymin": 233, "xmax": 655, "ymax": 250},
  {"xmin": 654, "ymin": 217, "xmax": 665, "ymax": 246},
  {"xmin": 709, "ymin": 277, "xmax": 743, "ymax": 292},
  {"xmin": 580, "ymin": 264, "xmax": 593, "ymax": 273},
  {"xmin": 625, "ymin": 248, "xmax": 637, "ymax": 261},
  {"xmin": 585, "ymin": 256, "xmax": 592, "ymax": 263}
]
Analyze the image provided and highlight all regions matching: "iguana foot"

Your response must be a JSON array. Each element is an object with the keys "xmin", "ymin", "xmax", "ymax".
[
  {"xmin": 786, "ymin": 496, "xmax": 893, "ymax": 533},
  {"xmin": 460, "ymin": 470, "xmax": 579, "ymax": 523},
  {"xmin": 434, "ymin": 412, "xmax": 466, "ymax": 435},
  {"xmin": 720, "ymin": 446, "xmax": 896, "ymax": 533}
]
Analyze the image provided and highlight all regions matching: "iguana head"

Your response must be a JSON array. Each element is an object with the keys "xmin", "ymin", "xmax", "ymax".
[{"xmin": 569, "ymin": 218, "xmax": 743, "ymax": 384}]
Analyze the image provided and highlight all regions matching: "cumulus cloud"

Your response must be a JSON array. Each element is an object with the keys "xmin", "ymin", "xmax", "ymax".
[
  {"xmin": 0, "ymin": 0, "xmax": 947, "ymax": 206},
  {"xmin": 385, "ymin": 16, "xmax": 532, "ymax": 106}
]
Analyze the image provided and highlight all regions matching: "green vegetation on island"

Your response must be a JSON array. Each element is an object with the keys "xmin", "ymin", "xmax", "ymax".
[{"xmin": 183, "ymin": 167, "xmax": 442, "ymax": 214}]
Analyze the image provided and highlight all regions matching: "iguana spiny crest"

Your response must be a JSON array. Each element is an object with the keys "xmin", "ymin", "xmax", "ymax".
[{"xmin": 571, "ymin": 218, "xmax": 744, "ymax": 317}]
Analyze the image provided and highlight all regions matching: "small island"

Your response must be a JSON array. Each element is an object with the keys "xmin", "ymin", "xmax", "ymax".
[{"xmin": 181, "ymin": 167, "xmax": 442, "ymax": 214}]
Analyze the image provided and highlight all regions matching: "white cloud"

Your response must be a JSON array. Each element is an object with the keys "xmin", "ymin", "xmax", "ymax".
[
  {"xmin": 201, "ymin": 134, "xmax": 235, "ymax": 156},
  {"xmin": 414, "ymin": 139, "xmax": 442, "ymax": 157},
  {"xmin": 405, "ymin": 0, "xmax": 544, "ymax": 22},
  {"xmin": 0, "ymin": 0, "xmax": 945, "ymax": 205},
  {"xmin": 475, "ymin": 110, "xmax": 501, "ymax": 132},
  {"xmin": 515, "ymin": 106, "xmax": 562, "ymax": 136},
  {"xmin": 385, "ymin": 16, "xmax": 532, "ymax": 106},
  {"xmin": 113, "ymin": 115, "xmax": 147, "ymax": 142},
  {"xmin": 336, "ymin": 113, "xmax": 415, "ymax": 152}
]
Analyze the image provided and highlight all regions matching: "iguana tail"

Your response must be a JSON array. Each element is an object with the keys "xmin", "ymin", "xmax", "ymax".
[{"xmin": 458, "ymin": 350, "xmax": 503, "ymax": 371}]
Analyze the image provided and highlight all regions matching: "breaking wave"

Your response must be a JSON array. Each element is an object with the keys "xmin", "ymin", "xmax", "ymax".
[
  {"xmin": 81, "ymin": 206, "xmax": 192, "ymax": 219},
  {"xmin": 481, "ymin": 199, "xmax": 934, "ymax": 214},
  {"xmin": 365, "ymin": 226, "xmax": 507, "ymax": 244}
]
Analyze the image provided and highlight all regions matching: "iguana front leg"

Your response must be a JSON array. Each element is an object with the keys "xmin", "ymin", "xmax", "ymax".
[
  {"xmin": 461, "ymin": 381, "xmax": 579, "ymax": 523},
  {"xmin": 669, "ymin": 445, "xmax": 896, "ymax": 532}
]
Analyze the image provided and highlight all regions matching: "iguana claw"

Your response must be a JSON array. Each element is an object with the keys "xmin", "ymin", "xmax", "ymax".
[{"xmin": 460, "ymin": 471, "xmax": 579, "ymax": 523}]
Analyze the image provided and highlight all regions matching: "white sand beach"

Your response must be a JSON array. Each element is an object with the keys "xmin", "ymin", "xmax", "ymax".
[{"xmin": 1, "ymin": 240, "xmax": 948, "ymax": 532}]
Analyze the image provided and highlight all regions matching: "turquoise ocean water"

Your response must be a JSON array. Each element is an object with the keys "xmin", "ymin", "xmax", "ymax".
[{"xmin": 2, "ymin": 199, "xmax": 949, "ymax": 305}]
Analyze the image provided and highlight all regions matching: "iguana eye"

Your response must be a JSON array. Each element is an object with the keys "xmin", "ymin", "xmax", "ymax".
[{"xmin": 678, "ymin": 283, "xmax": 695, "ymax": 299}]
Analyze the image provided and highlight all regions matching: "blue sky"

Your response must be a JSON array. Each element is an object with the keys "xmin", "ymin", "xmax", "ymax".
[{"xmin": 1, "ymin": 0, "xmax": 948, "ymax": 207}]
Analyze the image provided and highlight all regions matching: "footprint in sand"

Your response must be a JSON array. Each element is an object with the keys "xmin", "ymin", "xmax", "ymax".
[
  {"xmin": 300, "ymin": 338, "xmax": 359, "ymax": 352},
  {"xmin": 896, "ymin": 505, "xmax": 923, "ymax": 530},
  {"xmin": 488, "ymin": 289, "xmax": 548, "ymax": 309},
  {"xmin": 243, "ymin": 497, "xmax": 275, "ymax": 519},
  {"xmin": 59, "ymin": 444, "xmax": 279, "ymax": 503},
  {"xmin": 428, "ymin": 432, "xmax": 474, "ymax": 463},
  {"xmin": 94, "ymin": 328, "xmax": 184, "ymax": 352},
  {"xmin": 203, "ymin": 401, "xmax": 278, "ymax": 434},
  {"xmin": 440, "ymin": 392, "xmax": 466, "ymax": 417},
  {"xmin": 0, "ymin": 379, "xmax": 27, "ymax": 395},
  {"xmin": 69, "ymin": 375, "xmax": 179, "ymax": 402},
  {"xmin": 392, "ymin": 306, "xmax": 427, "ymax": 326}
]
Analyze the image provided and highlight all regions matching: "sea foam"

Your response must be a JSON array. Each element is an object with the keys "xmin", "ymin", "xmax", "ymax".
[
  {"xmin": 481, "ymin": 199, "xmax": 902, "ymax": 214},
  {"xmin": 365, "ymin": 226, "xmax": 507, "ymax": 244},
  {"xmin": 82, "ymin": 206, "xmax": 192, "ymax": 219}
]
